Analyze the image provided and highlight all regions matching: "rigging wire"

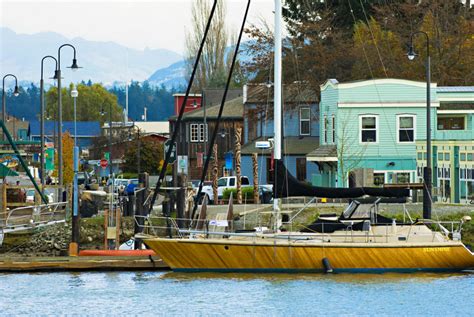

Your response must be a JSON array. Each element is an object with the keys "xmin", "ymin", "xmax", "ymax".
[
  {"xmin": 192, "ymin": 0, "xmax": 252, "ymax": 221},
  {"xmin": 147, "ymin": 0, "xmax": 218, "ymax": 213}
]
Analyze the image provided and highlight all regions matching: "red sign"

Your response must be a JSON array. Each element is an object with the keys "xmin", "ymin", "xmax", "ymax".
[{"xmin": 100, "ymin": 159, "xmax": 108, "ymax": 168}]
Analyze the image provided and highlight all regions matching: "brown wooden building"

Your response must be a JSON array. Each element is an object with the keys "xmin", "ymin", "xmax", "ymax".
[{"xmin": 169, "ymin": 93, "xmax": 244, "ymax": 181}]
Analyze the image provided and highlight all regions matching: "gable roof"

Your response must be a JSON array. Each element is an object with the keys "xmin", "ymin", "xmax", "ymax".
[
  {"xmin": 29, "ymin": 121, "xmax": 101, "ymax": 137},
  {"xmin": 244, "ymin": 82, "xmax": 318, "ymax": 104},
  {"xmin": 169, "ymin": 97, "xmax": 243, "ymax": 121}
]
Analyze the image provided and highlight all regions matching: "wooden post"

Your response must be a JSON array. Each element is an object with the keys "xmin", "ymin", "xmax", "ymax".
[
  {"xmin": 252, "ymin": 153, "xmax": 259, "ymax": 204},
  {"xmin": 176, "ymin": 174, "xmax": 185, "ymax": 229},
  {"xmin": 235, "ymin": 127, "xmax": 242, "ymax": 204},
  {"xmin": 103, "ymin": 210, "xmax": 108, "ymax": 250},
  {"xmin": 115, "ymin": 204, "xmax": 121, "ymax": 250},
  {"xmin": 212, "ymin": 144, "xmax": 218, "ymax": 205}
]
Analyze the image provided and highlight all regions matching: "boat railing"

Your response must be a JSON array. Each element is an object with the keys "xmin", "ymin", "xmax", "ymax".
[{"xmin": 135, "ymin": 215, "xmax": 469, "ymax": 244}]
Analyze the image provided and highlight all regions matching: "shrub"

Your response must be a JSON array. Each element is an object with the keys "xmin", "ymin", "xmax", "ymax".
[{"xmin": 223, "ymin": 186, "xmax": 256, "ymax": 200}]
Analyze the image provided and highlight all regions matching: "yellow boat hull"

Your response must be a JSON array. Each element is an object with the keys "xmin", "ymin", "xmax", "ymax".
[{"xmin": 144, "ymin": 238, "xmax": 474, "ymax": 273}]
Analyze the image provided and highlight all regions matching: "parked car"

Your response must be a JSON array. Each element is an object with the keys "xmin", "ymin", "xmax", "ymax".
[{"xmin": 200, "ymin": 176, "xmax": 272, "ymax": 204}]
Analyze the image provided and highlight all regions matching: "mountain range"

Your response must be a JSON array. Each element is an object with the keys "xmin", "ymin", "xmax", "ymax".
[{"xmin": 0, "ymin": 27, "xmax": 183, "ymax": 86}]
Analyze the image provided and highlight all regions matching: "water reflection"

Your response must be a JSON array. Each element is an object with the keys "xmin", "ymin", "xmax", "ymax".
[
  {"xmin": 161, "ymin": 271, "xmax": 472, "ymax": 285},
  {"xmin": 67, "ymin": 272, "xmax": 85, "ymax": 288}
]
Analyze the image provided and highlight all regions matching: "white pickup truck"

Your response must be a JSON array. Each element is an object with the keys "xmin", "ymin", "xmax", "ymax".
[{"xmin": 200, "ymin": 176, "xmax": 272, "ymax": 204}]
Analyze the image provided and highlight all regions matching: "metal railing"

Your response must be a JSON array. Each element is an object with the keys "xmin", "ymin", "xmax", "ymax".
[{"xmin": 0, "ymin": 202, "xmax": 67, "ymax": 233}]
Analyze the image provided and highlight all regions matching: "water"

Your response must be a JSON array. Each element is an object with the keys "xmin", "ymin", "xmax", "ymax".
[{"xmin": 1, "ymin": 271, "xmax": 473, "ymax": 316}]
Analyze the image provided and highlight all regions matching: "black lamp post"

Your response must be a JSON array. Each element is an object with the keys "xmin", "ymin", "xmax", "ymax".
[
  {"xmin": 56, "ymin": 44, "xmax": 80, "ymax": 188},
  {"xmin": 407, "ymin": 31, "xmax": 432, "ymax": 220},
  {"xmin": 40, "ymin": 56, "xmax": 58, "ymax": 187},
  {"xmin": 2, "ymin": 74, "xmax": 20, "ymax": 140}
]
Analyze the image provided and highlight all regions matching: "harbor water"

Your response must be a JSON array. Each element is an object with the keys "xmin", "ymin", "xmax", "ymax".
[{"xmin": 1, "ymin": 272, "xmax": 473, "ymax": 316}]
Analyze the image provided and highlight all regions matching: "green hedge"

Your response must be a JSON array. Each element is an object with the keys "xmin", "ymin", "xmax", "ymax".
[{"xmin": 222, "ymin": 187, "xmax": 256, "ymax": 200}]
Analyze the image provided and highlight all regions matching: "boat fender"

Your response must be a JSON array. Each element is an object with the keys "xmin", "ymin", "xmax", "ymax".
[{"xmin": 322, "ymin": 257, "xmax": 333, "ymax": 273}]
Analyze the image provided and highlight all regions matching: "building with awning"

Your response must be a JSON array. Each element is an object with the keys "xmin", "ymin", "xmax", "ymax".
[
  {"xmin": 317, "ymin": 78, "xmax": 474, "ymax": 205},
  {"xmin": 306, "ymin": 145, "xmax": 337, "ymax": 187}
]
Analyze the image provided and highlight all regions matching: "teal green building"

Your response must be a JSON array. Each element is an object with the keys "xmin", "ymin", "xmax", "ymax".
[
  {"xmin": 308, "ymin": 78, "xmax": 474, "ymax": 204},
  {"xmin": 416, "ymin": 86, "xmax": 474, "ymax": 204}
]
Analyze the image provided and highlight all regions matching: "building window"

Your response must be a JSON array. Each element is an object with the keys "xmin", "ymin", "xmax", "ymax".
[
  {"xmin": 398, "ymin": 115, "xmax": 415, "ymax": 143},
  {"xmin": 437, "ymin": 116, "xmax": 465, "ymax": 130},
  {"xmin": 394, "ymin": 172, "xmax": 410, "ymax": 184},
  {"xmin": 331, "ymin": 116, "xmax": 336, "ymax": 143},
  {"xmin": 360, "ymin": 115, "xmax": 378, "ymax": 143},
  {"xmin": 323, "ymin": 115, "xmax": 328, "ymax": 143},
  {"xmin": 373, "ymin": 173, "xmax": 385, "ymax": 186},
  {"xmin": 299, "ymin": 107, "xmax": 311, "ymax": 136},
  {"xmin": 190, "ymin": 123, "xmax": 207, "ymax": 142},
  {"xmin": 296, "ymin": 158, "xmax": 307, "ymax": 181}
]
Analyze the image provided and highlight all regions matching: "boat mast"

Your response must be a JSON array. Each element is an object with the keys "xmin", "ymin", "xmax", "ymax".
[{"xmin": 273, "ymin": 0, "xmax": 282, "ymax": 231}]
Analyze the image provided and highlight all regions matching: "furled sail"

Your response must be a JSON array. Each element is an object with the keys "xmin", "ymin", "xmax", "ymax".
[{"xmin": 274, "ymin": 160, "xmax": 409, "ymax": 198}]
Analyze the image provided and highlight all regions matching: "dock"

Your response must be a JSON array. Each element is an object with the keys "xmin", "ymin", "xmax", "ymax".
[{"xmin": 0, "ymin": 255, "xmax": 169, "ymax": 272}]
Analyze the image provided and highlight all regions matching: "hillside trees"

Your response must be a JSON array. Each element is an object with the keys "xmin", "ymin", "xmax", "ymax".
[{"xmin": 244, "ymin": 0, "xmax": 473, "ymax": 92}]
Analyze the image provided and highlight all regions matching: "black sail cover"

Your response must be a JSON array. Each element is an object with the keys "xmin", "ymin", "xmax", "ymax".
[{"xmin": 274, "ymin": 160, "xmax": 409, "ymax": 199}]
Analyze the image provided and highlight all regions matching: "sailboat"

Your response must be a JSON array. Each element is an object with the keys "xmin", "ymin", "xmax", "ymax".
[{"xmin": 142, "ymin": 0, "xmax": 474, "ymax": 273}]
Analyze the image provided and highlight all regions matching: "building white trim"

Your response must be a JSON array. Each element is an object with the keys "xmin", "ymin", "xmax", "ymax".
[
  {"xmin": 307, "ymin": 156, "xmax": 338, "ymax": 162},
  {"xmin": 321, "ymin": 78, "xmax": 437, "ymax": 91},
  {"xmin": 438, "ymin": 96, "xmax": 474, "ymax": 102},
  {"xmin": 338, "ymin": 102, "xmax": 440, "ymax": 108},
  {"xmin": 437, "ymin": 110, "xmax": 474, "ymax": 114}
]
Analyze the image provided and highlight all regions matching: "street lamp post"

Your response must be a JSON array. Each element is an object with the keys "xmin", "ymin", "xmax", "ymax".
[
  {"xmin": 70, "ymin": 86, "xmax": 79, "ymax": 253},
  {"xmin": 407, "ymin": 31, "xmax": 432, "ymax": 220},
  {"xmin": 2, "ymin": 74, "xmax": 20, "ymax": 140},
  {"xmin": 40, "ymin": 56, "xmax": 58, "ymax": 187},
  {"xmin": 56, "ymin": 44, "xmax": 80, "ymax": 189}
]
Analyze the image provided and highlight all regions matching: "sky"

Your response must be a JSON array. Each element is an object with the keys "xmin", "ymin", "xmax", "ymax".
[{"xmin": 0, "ymin": 0, "xmax": 276, "ymax": 54}]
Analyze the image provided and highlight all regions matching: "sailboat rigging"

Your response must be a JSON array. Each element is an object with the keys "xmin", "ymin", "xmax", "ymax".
[{"xmin": 140, "ymin": 0, "xmax": 474, "ymax": 273}]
